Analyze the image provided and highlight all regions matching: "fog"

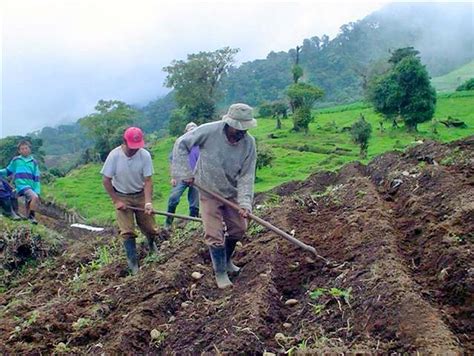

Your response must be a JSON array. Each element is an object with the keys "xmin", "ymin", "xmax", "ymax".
[
  {"xmin": 1, "ymin": 0, "xmax": 389, "ymax": 137},
  {"xmin": 369, "ymin": 2, "xmax": 473, "ymax": 75},
  {"xmin": 1, "ymin": 1, "xmax": 472, "ymax": 138}
]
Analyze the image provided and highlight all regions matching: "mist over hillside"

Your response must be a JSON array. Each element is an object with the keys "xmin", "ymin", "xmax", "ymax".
[
  {"xmin": 370, "ymin": 2, "xmax": 473, "ymax": 76},
  {"xmin": 28, "ymin": 2, "xmax": 474, "ymax": 154},
  {"xmin": 221, "ymin": 2, "xmax": 474, "ymax": 107}
]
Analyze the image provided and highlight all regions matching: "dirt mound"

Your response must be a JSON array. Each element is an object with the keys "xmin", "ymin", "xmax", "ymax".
[
  {"xmin": 0, "ymin": 225, "xmax": 49, "ymax": 271},
  {"xmin": 0, "ymin": 217, "xmax": 67, "ymax": 294},
  {"xmin": 0, "ymin": 137, "xmax": 472, "ymax": 353}
]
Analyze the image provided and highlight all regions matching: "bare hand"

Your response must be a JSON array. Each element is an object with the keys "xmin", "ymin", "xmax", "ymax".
[
  {"xmin": 170, "ymin": 178, "xmax": 177, "ymax": 187},
  {"xmin": 183, "ymin": 177, "xmax": 194, "ymax": 185},
  {"xmin": 238, "ymin": 208, "xmax": 250, "ymax": 218},
  {"xmin": 144, "ymin": 202, "xmax": 154, "ymax": 215},
  {"xmin": 114, "ymin": 200, "xmax": 127, "ymax": 210}
]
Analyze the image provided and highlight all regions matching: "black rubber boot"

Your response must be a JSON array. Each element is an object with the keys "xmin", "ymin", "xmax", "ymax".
[
  {"xmin": 10, "ymin": 209, "xmax": 21, "ymax": 221},
  {"xmin": 0, "ymin": 200, "xmax": 15, "ymax": 219},
  {"xmin": 28, "ymin": 211, "xmax": 38, "ymax": 225},
  {"xmin": 11, "ymin": 197, "xmax": 19, "ymax": 214},
  {"xmin": 164, "ymin": 206, "xmax": 176, "ymax": 229},
  {"xmin": 189, "ymin": 207, "xmax": 199, "ymax": 218},
  {"xmin": 9, "ymin": 198, "xmax": 22, "ymax": 220},
  {"xmin": 147, "ymin": 236, "xmax": 159, "ymax": 255},
  {"xmin": 123, "ymin": 238, "xmax": 139, "ymax": 275},
  {"xmin": 209, "ymin": 246, "xmax": 232, "ymax": 289},
  {"xmin": 225, "ymin": 238, "xmax": 241, "ymax": 273}
]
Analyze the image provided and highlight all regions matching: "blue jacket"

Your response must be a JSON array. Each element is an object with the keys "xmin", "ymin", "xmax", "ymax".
[{"xmin": 0, "ymin": 178, "xmax": 13, "ymax": 200}]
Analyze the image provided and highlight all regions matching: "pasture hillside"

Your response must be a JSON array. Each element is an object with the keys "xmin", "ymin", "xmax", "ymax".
[
  {"xmin": 43, "ymin": 92, "xmax": 474, "ymax": 224},
  {"xmin": 432, "ymin": 60, "xmax": 474, "ymax": 92}
]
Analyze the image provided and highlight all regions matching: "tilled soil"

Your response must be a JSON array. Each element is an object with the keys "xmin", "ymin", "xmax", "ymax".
[{"xmin": 0, "ymin": 137, "xmax": 472, "ymax": 354}]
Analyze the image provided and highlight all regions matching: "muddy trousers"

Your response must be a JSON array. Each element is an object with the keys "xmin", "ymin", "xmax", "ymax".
[
  {"xmin": 115, "ymin": 192, "xmax": 161, "ymax": 272},
  {"xmin": 200, "ymin": 193, "xmax": 246, "ymax": 278},
  {"xmin": 115, "ymin": 191, "xmax": 160, "ymax": 241},
  {"xmin": 199, "ymin": 193, "xmax": 247, "ymax": 247}
]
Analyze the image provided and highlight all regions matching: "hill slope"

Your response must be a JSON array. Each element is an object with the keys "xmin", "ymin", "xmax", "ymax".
[
  {"xmin": 44, "ymin": 92, "xmax": 474, "ymax": 224},
  {"xmin": 432, "ymin": 60, "xmax": 474, "ymax": 92},
  {"xmin": 1, "ymin": 137, "xmax": 472, "ymax": 353},
  {"xmin": 221, "ymin": 2, "xmax": 474, "ymax": 106}
]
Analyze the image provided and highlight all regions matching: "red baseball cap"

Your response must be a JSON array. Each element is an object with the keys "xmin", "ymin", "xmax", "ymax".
[{"xmin": 123, "ymin": 127, "xmax": 145, "ymax": 149}]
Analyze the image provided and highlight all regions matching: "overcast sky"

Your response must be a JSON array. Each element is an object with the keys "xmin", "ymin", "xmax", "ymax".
[{"xmin": 0, "ymin": 0, "xmax": 394, "ymax": 137}]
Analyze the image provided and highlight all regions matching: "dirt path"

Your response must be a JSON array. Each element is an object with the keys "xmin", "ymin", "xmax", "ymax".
[{"xmin": 0, "ymin": 137, "xmax": 472, "ymax": 353}]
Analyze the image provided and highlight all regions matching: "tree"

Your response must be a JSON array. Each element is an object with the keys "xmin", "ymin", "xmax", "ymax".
[
  {"xmin": 286, "ymin": 44, "xmax": 324, "ymax": 133},
  {"xmin": 168, "ymin": 108, "xmax": 188, "ymax": 136},
  {"xmin": 271, "ymin": 101, "xmax": 288, "ymax": 129},
  {"xmin": 367, "ymin": 48, "xmax": 436, "ymax": 131},
  {"xmin": 259, "ymin": 101, "xmax": 288, "ymax": 129},
  {"xmin": 366, "ymin": 72, "xmax": 401, "ymax": 127},
  {"xmin": 388, "ymin": 47, "xmax": 420, "ymax": 65},
  {"xmin": 134, "ymin": 92, "xmax": 176, "ymax": 133},
  {"xmin": 394, "ymin": 56, "xmax": 437, "ymax": 131},
  {"xmin": 350, "ymin": 114, "xmax": 372, "ymax": 158},
  {"xmin": 79, "ymin": 100, "xmax": 137, "ymax": 161},
  {"xmin": 354, "ymin": 58, "xmax": 391, "ymax": 92},
  {"xmin": 292, "ymin": 65, "xmax": 304, "ymax": 84},
  {"xmin": 163, "ymin": 47, "xmax": 239, "ymax": 129},
  {"xmin": 291, "ymin": 45, "xmax": 303, "ymax": 85},
  {"xmin": 287, "ymin": 82, "xmax": 324, "ymax": 133},
  {"xmin": 258, "ymin": 102, "xmax": 274, "ymax": 117},
  {"xmin": 31, "ymin": 122, "xmax": 92, "ymax": 155},
  {"xmin": 254, "ymin": 142, "xmax": 275, "ymax": 182},
  {"xmin": 256, "ymin": 144, "xmax": 275, "ymax": 171}
]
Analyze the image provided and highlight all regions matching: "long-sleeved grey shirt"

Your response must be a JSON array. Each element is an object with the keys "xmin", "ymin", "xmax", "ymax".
[{"xmin": 172, "ymin": 121, "xmax": 256, "ymax": 211}]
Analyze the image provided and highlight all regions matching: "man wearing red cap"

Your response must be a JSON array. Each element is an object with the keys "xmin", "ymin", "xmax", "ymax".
[{"xmin": 101, "ymin": 127, "xmax": 160, "ymax": 274}]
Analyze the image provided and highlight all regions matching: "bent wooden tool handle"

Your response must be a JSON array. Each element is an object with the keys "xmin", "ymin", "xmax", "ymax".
[
  {"xmin": 126, "ymin": 206, "xmax": 203, "ymax": 223},
  {"xmin": 193, "ymin": 182, "xmax": 320, "ymax": 256}
]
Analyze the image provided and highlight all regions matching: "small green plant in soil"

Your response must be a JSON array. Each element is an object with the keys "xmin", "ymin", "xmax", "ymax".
[
  {"xmin": 72, "ymin": 317, "xmax": 93, "ymax": 331},
  {"xmin": 309, "ymin": 286, "xmax": 352, "ymax": 308},
  {"xmin": 247, "ymin": 222, "xmax": 266, "ymax": 237},
  {"xmin": 150, "ymin": 329, "xmax": 166, "ymax": 348}
]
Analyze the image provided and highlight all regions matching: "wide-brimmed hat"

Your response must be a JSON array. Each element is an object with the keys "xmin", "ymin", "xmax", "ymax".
[
  {"xmin": 222, "ymin": 103, "xmax": 257, "ymax": 130},
  {"xmin": 185, "ymin": 122, "xmax": 197, "ymax": 132}
]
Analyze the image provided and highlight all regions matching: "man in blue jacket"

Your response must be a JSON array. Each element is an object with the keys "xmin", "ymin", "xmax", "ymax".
[
  {"xmin": 165, "ymin": 122, "xmax": 200, "ymax": 229},
  {"xmin": 0, "ymin": 178, "xmax": 21, "ymax": 220}
]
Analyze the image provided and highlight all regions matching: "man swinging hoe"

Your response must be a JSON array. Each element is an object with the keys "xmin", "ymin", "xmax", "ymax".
[{"xmin": 172, "ymin": 103, "xmax": 257, "ymax": 289}]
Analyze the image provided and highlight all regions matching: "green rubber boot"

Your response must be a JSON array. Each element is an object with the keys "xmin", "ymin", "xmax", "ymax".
[
  {"xmin": 123, "ymin": 238, "xmax": 139, "ymax": 275},
  {"xmin": 147, "ymin": 236, "xmax": 159, "ymax": 255},
  {"xmin": 225, "ymin": 238, "xmax": 241, "ymax": 273},
  {"xmin": 209, "ymin": 246, "xmax": 232, "ymax": 289}
]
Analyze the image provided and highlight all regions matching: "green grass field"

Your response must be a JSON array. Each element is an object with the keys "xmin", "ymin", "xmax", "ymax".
[
  {"xmin": 44, "ymin": 91, "xmax": 474, "ymax": 225},
  {"xmin": 431, "ymin": 60, "xmax": 474, "ymax": 92}
]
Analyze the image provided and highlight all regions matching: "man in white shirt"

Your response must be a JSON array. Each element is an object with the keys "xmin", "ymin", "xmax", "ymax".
[{"xmin": 101, "ymin": 127, "xmax": 160, "ymax": 274}]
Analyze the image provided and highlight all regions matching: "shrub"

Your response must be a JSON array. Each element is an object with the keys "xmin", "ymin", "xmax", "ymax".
[
  {"xmin": 350, "ymin": 114, "xmax": 372, "ymax": 158},
  {"xmin": 456, "ymin": 78, "xmax": 474, "ymax": 91}
]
